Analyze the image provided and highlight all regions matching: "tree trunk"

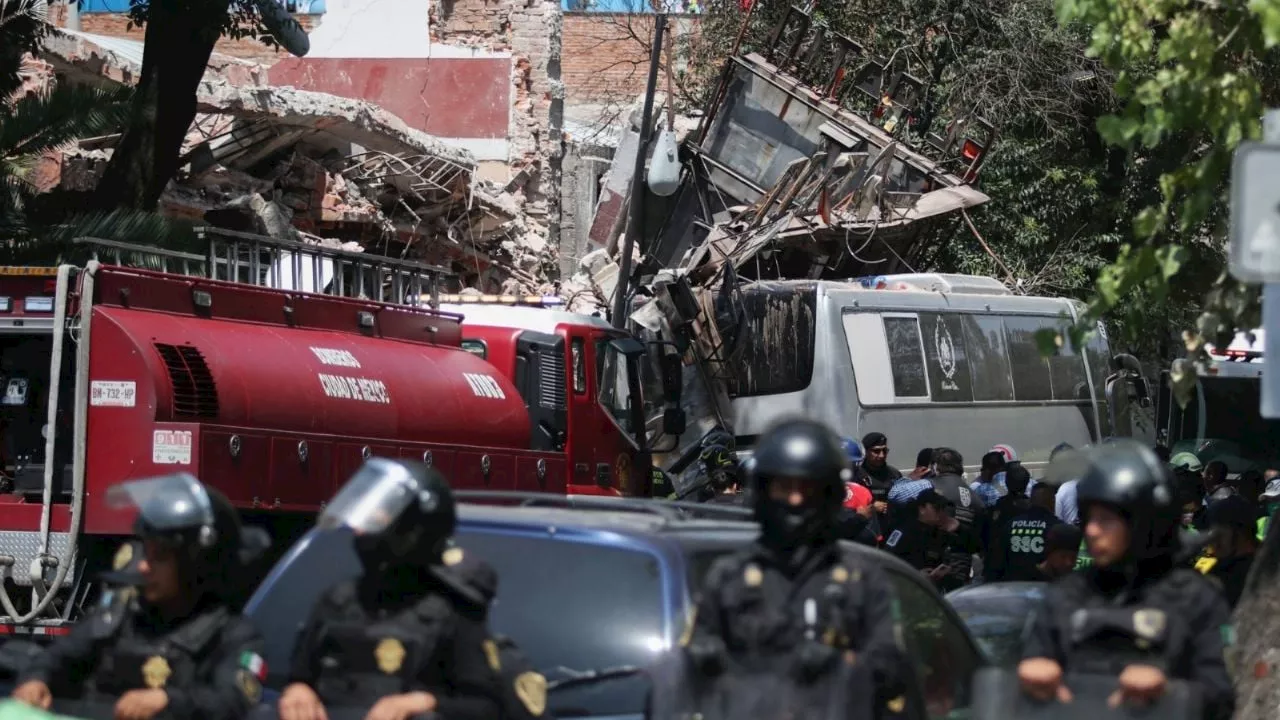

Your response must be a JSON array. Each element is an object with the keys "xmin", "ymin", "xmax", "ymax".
[
  {"xmin": 1233, "ymin": 511, "xmax": 1280, "ymax": 719},
  {"xmin": 93, "ymin": 0, "xmax": 231, "ymax": 210}
]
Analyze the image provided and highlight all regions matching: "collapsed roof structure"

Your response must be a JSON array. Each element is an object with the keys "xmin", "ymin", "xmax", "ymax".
[{"xmin": 34, "ymin": 29, "xmax": 554, "ymax": 292}]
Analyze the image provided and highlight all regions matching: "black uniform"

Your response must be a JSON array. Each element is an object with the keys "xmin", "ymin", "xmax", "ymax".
[
  {"xmin": 19, "ymin": 591, "xmax": 264, "ymax": 719},
  {"xmin": 659, "ymin": 418, "xmax": 905, "ymax": 720},
  {"xmin": 451, "ymin": 548, "xmax": 554, "ymax": 720},
  {"xmin": 884, "ymin": 512, "xmax": 981, "ymax": 592},
  {"xmin": 928, "ymin": 473, "xmax": 987, "ymax": 585},
  {"xmin": 286, "ymin": 459, "xmax": 503, "ymax": 720},
  {"xmin": 989, "ymin": 505, "xmax": 1063, "ymax": 583},
  {"xmin": 15, "ymin": 473, "xmax": 267, "ymax": 719},
  {"xmin": 1021, "ymin": 440, "xmax": 1236, "ymax": 720}
]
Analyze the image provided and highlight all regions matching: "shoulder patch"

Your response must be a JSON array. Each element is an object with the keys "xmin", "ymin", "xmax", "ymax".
[
  {"xmin": 236, "ymin": 669, "xmax": 262, "ymax": 704},
  {"xmin": 482, "ymin": 638, "xmax": 502, "ymax": 672},
  {"xmin": 885, "ymin": 530, "xmax": 903, "ymax": 548},
  {"xmin": 514, "ymin": 671, "xmax": 548, "ymax": 716}
]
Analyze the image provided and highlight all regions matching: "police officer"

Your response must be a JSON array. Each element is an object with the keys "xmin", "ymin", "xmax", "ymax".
[
  {"xmin": 669, "ymin": 418, "xmax": 905, "ymax": 720},
  {"xmin": 449, "ymin": 548, "xmax": 553, "ymax": 720},
  {"xmin": 987, "ymin": 478, "xmax": 1064, "ymax": 583},
  {"xmin": 1199, "ymin": 494, "xmax": 1258, "ymax": 609},
  {"xmin": 278, "ymin": 458, "xmax": 503, "ymax": 720},
  {"xmin": 11, "ymin": 473, "xmax": 267, "ymax": 720},
  {"xmin": 1018, "ymin": 440, "xmax": 1236, "ymax": 720}
]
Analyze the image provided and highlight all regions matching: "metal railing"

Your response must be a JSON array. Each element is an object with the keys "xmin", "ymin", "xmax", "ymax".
[{"xmin": 73, "ymin": 227, "xmax": 452, "ymax": 308}]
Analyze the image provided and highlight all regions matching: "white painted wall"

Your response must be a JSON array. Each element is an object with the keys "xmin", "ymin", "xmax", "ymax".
[{"xmin": 305, "ymin": 0, "xmax": 509, "ymax": 59}]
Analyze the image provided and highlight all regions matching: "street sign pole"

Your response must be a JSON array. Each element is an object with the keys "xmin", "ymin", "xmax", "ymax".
[{"xmin": 1259, "ymin": 112, "xmax": 1280, "ymax": 417}]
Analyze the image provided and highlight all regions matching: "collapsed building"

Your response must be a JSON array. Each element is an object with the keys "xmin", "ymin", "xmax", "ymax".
[
  {"xmin": 570, "ymin": 6, "xmax": 1000, "ymax": 463},
  {"xmin": 30, "ymin": 28, "xmax": 557, "ymax": 292}
]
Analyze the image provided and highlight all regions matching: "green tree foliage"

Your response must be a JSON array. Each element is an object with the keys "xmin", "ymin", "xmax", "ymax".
[
  {"xmin": 1, "ymin": 14, "xmax": 192, "ymax": 260},
  {"xmin": 1053, "ymin": 0, "xmax": 1280, "ymax": 399}
]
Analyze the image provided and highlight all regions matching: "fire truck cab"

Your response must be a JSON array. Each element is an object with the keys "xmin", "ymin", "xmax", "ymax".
[
  {"xmin": 0, "ymin": 228, "xmax": 679, "ymax": 632},
  {"xmin": 437, "ymin": 297, "xmax": 671, "ymax": 496}
]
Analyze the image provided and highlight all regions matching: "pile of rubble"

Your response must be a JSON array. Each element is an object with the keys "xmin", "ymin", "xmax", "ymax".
[{"xmin": 34, "ymin": 28, "xmax": 558, "ymax": 293}]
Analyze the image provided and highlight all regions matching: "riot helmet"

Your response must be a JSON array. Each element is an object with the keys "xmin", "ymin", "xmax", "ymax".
[
  {"xmin": 105, "ymin": 473, "xmax": 249, "ymax": 600},
  {"xmin": 320, "ymin": 457, "xmax": 457, "ymax": 571},
  {"xmin": 841, "ymin": 438, "xmax": 865, "ymax": 466},
  {"xmin": 1074, "ymin": 439, "xmax": 1180, "ymax": 561},
  {"xmin": 748, "ymin": 418, "xmax": 850, "ymax": 551}
]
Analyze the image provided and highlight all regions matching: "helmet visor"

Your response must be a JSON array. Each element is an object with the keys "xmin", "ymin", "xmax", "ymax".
[
  {"xmin": 105, "ymin": 473, "xmax": 215, "ymax": 533},
  {"xmin": 319, "ymin": 458, "xmax": 421, "ymax": 534}
]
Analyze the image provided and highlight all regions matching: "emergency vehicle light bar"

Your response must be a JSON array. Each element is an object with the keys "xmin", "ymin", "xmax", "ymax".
[
  {"xmin": 0, "ymin": 267, "xmax": 59, "ymax": 276},
  {"xmin": 428, "ymin": 294, "xmax": 566, "ymax": 307}
]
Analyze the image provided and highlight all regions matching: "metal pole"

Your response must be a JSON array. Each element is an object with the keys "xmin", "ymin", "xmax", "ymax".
[
  {"xmin": 612, "ymin": 13, "xmax": 667, "ymax": 330},
  {"xmin": 65, "ymin": 0, "xmax": 81, "ymax": 31}
]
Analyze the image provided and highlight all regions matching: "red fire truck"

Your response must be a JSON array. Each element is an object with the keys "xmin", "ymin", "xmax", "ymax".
[
  {"xmin": 437, "ymin": 296, "xmax": 670, "ymax": 497},
  {"xmin": 0, "ymin": 228, "xmax": 679, "ymax": 632}
]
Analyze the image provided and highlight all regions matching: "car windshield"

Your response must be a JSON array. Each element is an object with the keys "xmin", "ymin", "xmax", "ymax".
[
  {"xmin": 245, "ymin": 526, "xmax": 668, "ymax": 718},
  {"xmin": 457, "ymin": 530, "xmax": 667, "ymax": 717},
  {"xmin": 948, "ymin": 589, "xmax": 1045, "ymax": 667}
]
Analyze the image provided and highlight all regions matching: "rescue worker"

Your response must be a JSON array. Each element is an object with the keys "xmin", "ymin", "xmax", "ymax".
[
  {"xmin": 1018, "ymin": 440, "xmax": 1236, "ymax": 720},
  {"xmin": 673, "ymin": 418, "xmax": 905, "ymax": 719},
  {"xmin": 836, "ymin": 438, "xmax": 878, "ymax": 546},
  {"xmin": 989, "ymin": 480, "xmax": 1064, "ymax": 583},
  {"xmin": 278, "ymin": 458, "xmax": 503, "ymax": 720},
  {"xmin": 11, "ymin": 473, "xmax": 266, "ymax": 720},
  {"xmin": 450, "ymin": 550, "xmax": 553, "ymax": 720},
  {"xmin": 1199, "ymin": 495, "xmax": 1258, "ymax": 609}
]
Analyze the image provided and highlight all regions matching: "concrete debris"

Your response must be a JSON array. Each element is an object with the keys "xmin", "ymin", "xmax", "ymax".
[{"xmin": 37, "ymin": 30, "xmax": 557, "ymax": 294}]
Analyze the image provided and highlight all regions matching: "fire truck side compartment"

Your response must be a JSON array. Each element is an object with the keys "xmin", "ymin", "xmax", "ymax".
[{"xmin": 70, "ymin": 266, "xmax": 560, "ymax": 535}]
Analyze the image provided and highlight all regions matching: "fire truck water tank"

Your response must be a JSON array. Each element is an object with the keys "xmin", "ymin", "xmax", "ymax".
[{"xmin": 90, "ymin": 306, "xmax": 534, "ymax": 445}]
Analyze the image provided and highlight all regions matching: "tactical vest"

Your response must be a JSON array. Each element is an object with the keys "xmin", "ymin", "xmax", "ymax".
[
  {"xmin": 1058, "ymin": 575, "xmax": 1193, "ymax": 677},
  {"xmin": 666, "ymin": 552, "xmax": 878, "ymax": 720},
  {"xmin": 311, "ymin": 589, "xmax": 454, "ymax": 704},
  {"xmin": 87, "ymin": 590, "xmax": 224, "ymax": 698}
]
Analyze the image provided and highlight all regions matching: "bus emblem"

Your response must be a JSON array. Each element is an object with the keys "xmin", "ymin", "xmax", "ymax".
[{"xmin": 935, "ymin": 321, "xmax": 957, "ymax": 382}]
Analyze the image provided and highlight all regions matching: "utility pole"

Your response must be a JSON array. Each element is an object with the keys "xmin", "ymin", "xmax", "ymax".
[{"xmin": 611, "ymin": 13, "xmax": 667, "ymax": 330}]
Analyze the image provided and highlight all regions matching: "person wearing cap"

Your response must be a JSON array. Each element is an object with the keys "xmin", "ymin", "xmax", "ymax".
[
  {"xmin": 11, "ymin": 473, "xmax": 268, "ymax": 720},
  {"xmin": 860, "ymin": 432, "xmax": 902, "ymax": 521},
  {"xmin": 1017, "ymin": 440, "xmax": 1235, "ymax": 720},
  {"xmin": 278, "ymin": 458, "xmax": 504, "ymax": 720},
  {"xmin": 884, "ymin": 480, "xmax": 981, "ymax": 592},
  {"xmin": 1199, "ymin": 495, "xmax": 1259, "ymax": 609}
]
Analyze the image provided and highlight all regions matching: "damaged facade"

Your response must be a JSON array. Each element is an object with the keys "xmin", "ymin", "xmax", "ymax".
[{"xmin": 36, "ymin": 0, "xmax": 563, "ymax": 290}]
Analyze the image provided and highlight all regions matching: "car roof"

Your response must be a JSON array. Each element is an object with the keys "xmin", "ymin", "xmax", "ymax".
[
  {"xmin": 946, "ymin": 581, "xmax": 1047, "ymax": 603},
  {"xmin": 455, "ymin": 494, "xmax": 929, "ymax": 578}
]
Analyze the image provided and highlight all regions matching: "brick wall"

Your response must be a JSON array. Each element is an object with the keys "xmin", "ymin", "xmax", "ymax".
[
  {"xmin": 561, "ymin": 13, "xmax": 699, "ymax": 104},
  {"xmin": 48, "ymin": 5, "xmax": 318, "ymax": 65}
]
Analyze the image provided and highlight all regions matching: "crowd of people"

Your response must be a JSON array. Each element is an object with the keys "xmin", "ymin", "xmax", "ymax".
[{"xmin": 687, "ymin": 427, "xmax": 1271, "ymax": 612}]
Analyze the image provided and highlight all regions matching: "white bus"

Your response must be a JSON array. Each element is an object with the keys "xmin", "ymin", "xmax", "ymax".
[{"xmin": 719, "ymin": 274, "xmax": 1153, "ymax": 472}]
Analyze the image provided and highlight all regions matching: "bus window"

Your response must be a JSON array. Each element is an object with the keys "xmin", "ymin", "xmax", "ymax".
[
  {"xmin": 961, "ymin": 315, "xmax": 1015, "ymax": 401},
  {"xmin": 1047, "ymin": 320, "xmax": 1089, "ymax": 402},
  {"xmin": 919, "ymin": 312, "xmax": 974, "ymax": 402},
  {"xmin": 1003, "ymin": 316, "xmax": 1054, "ymax": 401},
  {"xmin": 884, "ymin": 316, "xmax": 930, "ymax": 399}
]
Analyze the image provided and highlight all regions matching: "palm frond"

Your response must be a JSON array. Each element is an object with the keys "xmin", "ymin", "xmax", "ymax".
[
  {"xmin": 3, "ymin": 208, "xmax": 197, "ymax": 265},
  {"xmin": 0, "ymin": 0, "xmax": 48, "ymax": 29},
  {"xmin": 0, "ymin": 84, "xmax": 134, "ymax": 165}
]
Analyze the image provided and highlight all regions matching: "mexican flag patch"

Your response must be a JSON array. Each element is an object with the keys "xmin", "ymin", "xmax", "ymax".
[{"xmin": 240, "ymin": 652, "xmax": 268, "ymax": 681}]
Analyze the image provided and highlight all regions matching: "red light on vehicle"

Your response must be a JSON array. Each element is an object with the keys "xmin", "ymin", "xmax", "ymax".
[
  {"xmin": 962, "ymin": 139, "xmax": 983, "ymax": 162},
  {"xmin": 43, "ymin": 280, "xmax": 56, "ymax": 293}
]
